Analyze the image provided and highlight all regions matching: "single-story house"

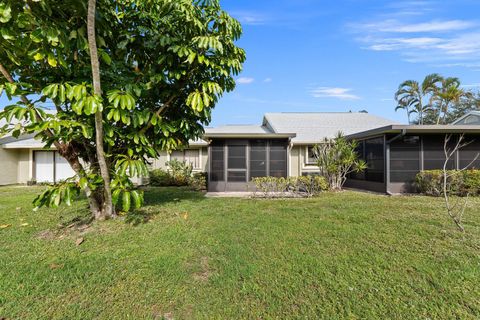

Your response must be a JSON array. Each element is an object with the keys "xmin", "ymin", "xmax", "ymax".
[{"xmin": 1, "ymin": 111, "xmax": 479, "ymax": 194}]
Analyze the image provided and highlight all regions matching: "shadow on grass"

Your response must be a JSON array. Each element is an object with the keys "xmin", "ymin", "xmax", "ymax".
[
  {"xmin": 124, "ymin": 187, "xmax": 206, "ymax": 225},
  {"xmin": 141, "ymin": 186, "xmax": 206, "ymax": 206}
]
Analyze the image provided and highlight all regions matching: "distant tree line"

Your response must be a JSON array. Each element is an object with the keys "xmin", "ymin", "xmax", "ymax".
[{"xmin": 394, "ymin": 74, "xmax": 480, "ymax": 125}]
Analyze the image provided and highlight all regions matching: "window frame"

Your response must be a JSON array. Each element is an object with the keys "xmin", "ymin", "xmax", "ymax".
[
  {"xmin": 167, "ymin": 148, "xmax": 202, "ymax": 170},
  {"xmin": 305, "ymin": 145, "xmax": 317, "ymax": 166}
]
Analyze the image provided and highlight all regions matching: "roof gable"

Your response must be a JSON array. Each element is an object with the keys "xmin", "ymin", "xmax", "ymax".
[{"xmin": 453, "ymin": 111, "xmax": 480, "ymax": 125}]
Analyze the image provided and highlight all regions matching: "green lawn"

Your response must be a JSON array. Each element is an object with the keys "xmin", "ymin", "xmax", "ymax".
[{"xmin": 1, "ymin": 186, "xmax": 479, "ymax": 319}]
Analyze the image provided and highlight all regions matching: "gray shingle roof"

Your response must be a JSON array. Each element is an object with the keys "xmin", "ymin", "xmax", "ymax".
[
  {"xmin": 263, "ymin": 112, "xmax": 399, "ymax": 143},
  {"xmin": 205, "ymin": 125, "xmax": 273, "ymax": 135}
]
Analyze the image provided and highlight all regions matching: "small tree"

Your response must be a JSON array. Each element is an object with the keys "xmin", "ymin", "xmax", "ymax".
[
  {"xmin": 313, "ymin": 133, "xmax": 366, "ymax": 191},
  {"xmin": 442, "ymin": 134, "xmax": 479, "ymax": 232}
]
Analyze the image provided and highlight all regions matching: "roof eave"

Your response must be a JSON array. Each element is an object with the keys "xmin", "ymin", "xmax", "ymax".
[
  {"xmin": 346, "ymin": 125, "xmax": 480, "ymax": 140},
  {"xmin": 203, "ymin": 133, "xmax": 296, "ymax": 139}
]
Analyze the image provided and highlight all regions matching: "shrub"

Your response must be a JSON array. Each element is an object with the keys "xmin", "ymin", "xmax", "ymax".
[
  {"xmin": 296, "ymin": 176, "xmax": 329, "ymax": 197},
  {"xmin": 149, "ymin": 169, "xmax": 174, "ymax": 186},
  {"xmin": 148, "ymin": 161, "xmax": 207, "ymax": 191},
  {"xmin": 166, "ymin": 159, "xmax": 193, "ymax": 186},
  {"xmin": 190, "ymin": 172, "xmax": 208, "ymax": 191},
  {"xmin": 415, "ymin": 170, "xmax": 480, "ymax": 196},
  {"xmin": 252, "ymin": 176, "xmax": 328, "ymax": 198},
  {"xmin": 312, "ymin": 133, "xmax": 366, "ymax": 190},
  {"xmin": 252, "ymin": 177, "xmax": 291, "ymax": 197}
]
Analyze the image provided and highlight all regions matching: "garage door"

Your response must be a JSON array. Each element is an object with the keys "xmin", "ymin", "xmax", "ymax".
[
  {"xmin": 34, "ymin": 151, "xmax": 76, "ymax": 183},
  {"xmin": 35, "ymin": 151, "xmax": 55, "ymax": 183},
  {"xmin": 55, "ymin": 152, "xmax": 75, "ymax": 181}
]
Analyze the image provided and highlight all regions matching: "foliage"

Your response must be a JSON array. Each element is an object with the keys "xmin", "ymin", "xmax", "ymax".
[
  {"xmin": 166, "ymin": 159, "xmax": 193, "ymax": 185},
  {"xmin": 253, "ymin": 177, "xmax": 291, "ymax": 197},
  {"xmin": 149, "ymin": 165, "xmax": 207, "ymax": 191},
  {"xmin": 0, "ymin": 0, "xmax": 245, "ymax": 217},
  {"xmin": 416, "ymin": 170, "xmax": 480, "ymax": 197},
  {"xmin": 149, "ymin": 169, "xmax": 174, "ymax": 186},
  {"xmin": 190, "ymin": 172, "xmax": 208, "ymax": 191},
  {"xmin": 394, "ymin": 74, "xmax": 476, "ymax": 125},
  {"xmin": 394, "ymin": 74, "xmax": 442, "ymax": 125},
  {"xmin": 252, "ymin": 176, "xmax": 328, "ymax": 198},
  {"xmin": 312, "ymin": 133, "xmax": 366, "ymax": 190}
]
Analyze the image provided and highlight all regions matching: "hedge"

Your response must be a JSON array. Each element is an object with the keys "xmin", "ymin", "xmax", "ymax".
[{"xmin": 415, "ymin": 170, "xmax": 480, "ymax": 196}]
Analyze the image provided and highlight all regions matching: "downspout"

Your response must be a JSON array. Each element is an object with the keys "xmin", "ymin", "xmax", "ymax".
[
  {"xmin": 385, "ymin": 129, "xmax": 407, "ymax": 195},
  {"xmin": 287, "ymin": 139, "xmax": 293, "ymax": 177}
]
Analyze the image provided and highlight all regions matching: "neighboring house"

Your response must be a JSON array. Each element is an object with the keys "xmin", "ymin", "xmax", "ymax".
[
  {"xmin": 1, "ymin": 111, "xmax": 480, "ymax": 194},
  {"xmin": 452, "ymin": 111, "xmax": 480, "ymax": 125}
]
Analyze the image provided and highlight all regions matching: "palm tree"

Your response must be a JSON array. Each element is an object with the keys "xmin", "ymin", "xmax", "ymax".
[
  {"xmin": 433, "ymin": 77, "xmax": 473, "ymax": 124},
  {"xmin": 394, "ymin": 74, "xmax": 443, "ymax": 124}
]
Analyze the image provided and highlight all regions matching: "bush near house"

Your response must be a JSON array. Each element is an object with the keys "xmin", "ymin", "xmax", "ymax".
[
  {"xmin": 149, "ymin": 160, "xmax": 207, "ymax": 191},
  {"xmin": 415, "ymin": 170, "xmax": 480, "ymax": 196},
  {"xmin": 252, "ymin": 176, "xmax": 328, "ymax": 198}
]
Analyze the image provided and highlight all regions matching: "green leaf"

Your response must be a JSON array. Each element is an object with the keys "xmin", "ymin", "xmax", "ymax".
[
  {"xmin": 33, "ymin": 52, "xmax": 45, "ymax": 61},
  {"xmin": 0, "ymin": 4, "xmax": 12, "ymax": 23},
  {"xmin": 100, "ymin": 50, "xmax": 112, "ymax": 65},
  {"xmin": 64, "ymin": 187, "xmax": 72, "ymax": 206},
  {"xmin": 0, "ymin": 28, "xmax": 13, "ymax": 40},
  {"xmin": 47, "ymin": 53, "xmax": 57, "ymax": 67},
  {"xmin": 112, "ymin": 189, "xmax": 122, "ymax": 205},
  {"xmin": 79, "ymin": 177, "xmax": 88, "ymax": 190},
  {"xmin": 122, "ymin": 191, "xmax": 131, "ymax": 212},
  {"xmin": 30, "ymin": 29, "xmax": 43, "ymax": 43},
  {"xmin": 131, "ymin": 190, "xmax": 142, "ymax": 209}
]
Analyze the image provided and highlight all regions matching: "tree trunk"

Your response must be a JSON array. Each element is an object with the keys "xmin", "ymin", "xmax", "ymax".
[{"xmin": 87, "ymin": 0, "xmax": 114, "ymax": 219}]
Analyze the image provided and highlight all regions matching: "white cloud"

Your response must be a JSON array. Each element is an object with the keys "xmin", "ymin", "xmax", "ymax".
[
  {"xmin": 237, "ymin": 77, "xmax": 255, "ymax": 84},
  {"xmin": 263, "ymin": 78, "xmax": 272, "ymax": 83},
  {"xmin": 351, "ymin": 23, "xmax": 480, "ymax": 67},
  {"xmin": 358, "ymin": 20, "xmax": 476, "ymax": 34},
  {"xmin": 230, "ymin": 11, "xmax": 269, "ymax": 26},
  {"xmin": 348, "ymin": 2, "xmax": 480, "ymax": 69},
  {"xmin": 310, "ymin": 87, "xmax": 361, "ymax": 100}
]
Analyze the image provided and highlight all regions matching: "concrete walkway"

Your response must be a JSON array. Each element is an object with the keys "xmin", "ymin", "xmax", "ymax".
[{"xmin": 205, "ymin": 192, "xmax": 254, "ymax": 198}]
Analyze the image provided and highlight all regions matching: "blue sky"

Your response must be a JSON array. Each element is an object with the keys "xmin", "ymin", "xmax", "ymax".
[
  {"xmin": 2, "ymin": 1, "xmax": 480, "ymax": 127},
  {"xmin": 213, "ymin": 0, "xmax": 480, "ymax": 126}
]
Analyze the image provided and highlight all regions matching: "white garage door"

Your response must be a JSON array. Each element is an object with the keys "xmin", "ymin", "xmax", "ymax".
[
  {"xmin": 35, "ymin": 151, "xmax": 54, "ymax": 183},
  {"xmin": 55, "ymin": 152, "xmax": 75, "ymax": 181},
  {"xmin": 35, "ymin": 151, "xmax": 76, "ymax": 183}
]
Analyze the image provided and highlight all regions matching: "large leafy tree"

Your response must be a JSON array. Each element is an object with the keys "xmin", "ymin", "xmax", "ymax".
[{"xmin": 0, "ymin": 0, "xmax": 245, "ymax": 219}]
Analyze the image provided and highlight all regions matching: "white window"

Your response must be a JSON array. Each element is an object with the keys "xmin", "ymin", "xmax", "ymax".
[
  {"xmin": 169, "ymin": 149, "xmax": 201, "ymax": 169},
  {"xmin": 185, "ymin": 149, "xmax": 200, "ymax": 169},
  {"xmin": 305, "ymin": 146, "xmax": 317, "ymax": 165}
]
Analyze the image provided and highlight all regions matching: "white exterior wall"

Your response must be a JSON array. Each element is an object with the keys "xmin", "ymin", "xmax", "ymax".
[
  {"xmin": 17, "ymin": 149, "xmax": 32, "ymax": 183},
  {"xmin": 201, "ymin": 147, "xmax": 208, "ymax": 172},
  {"xmin": 150, "ymin": 148, "xmax": 208, "ymax": 172},
  {"xmin": 0, "ymin": 148, "xmax": 20, "ymax": 185},
  {"xmin": 296, "ymin": 145, "xmax": 321, "ymax": 176},
  {"xmin": 289, "ymin": 146, "xmax": 300, "ymax": 177}
]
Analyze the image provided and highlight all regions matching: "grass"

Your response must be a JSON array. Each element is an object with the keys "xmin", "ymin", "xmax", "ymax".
[{"xmin": 1, "ymin": 186, "xmax": 480, "ymax": 319}]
